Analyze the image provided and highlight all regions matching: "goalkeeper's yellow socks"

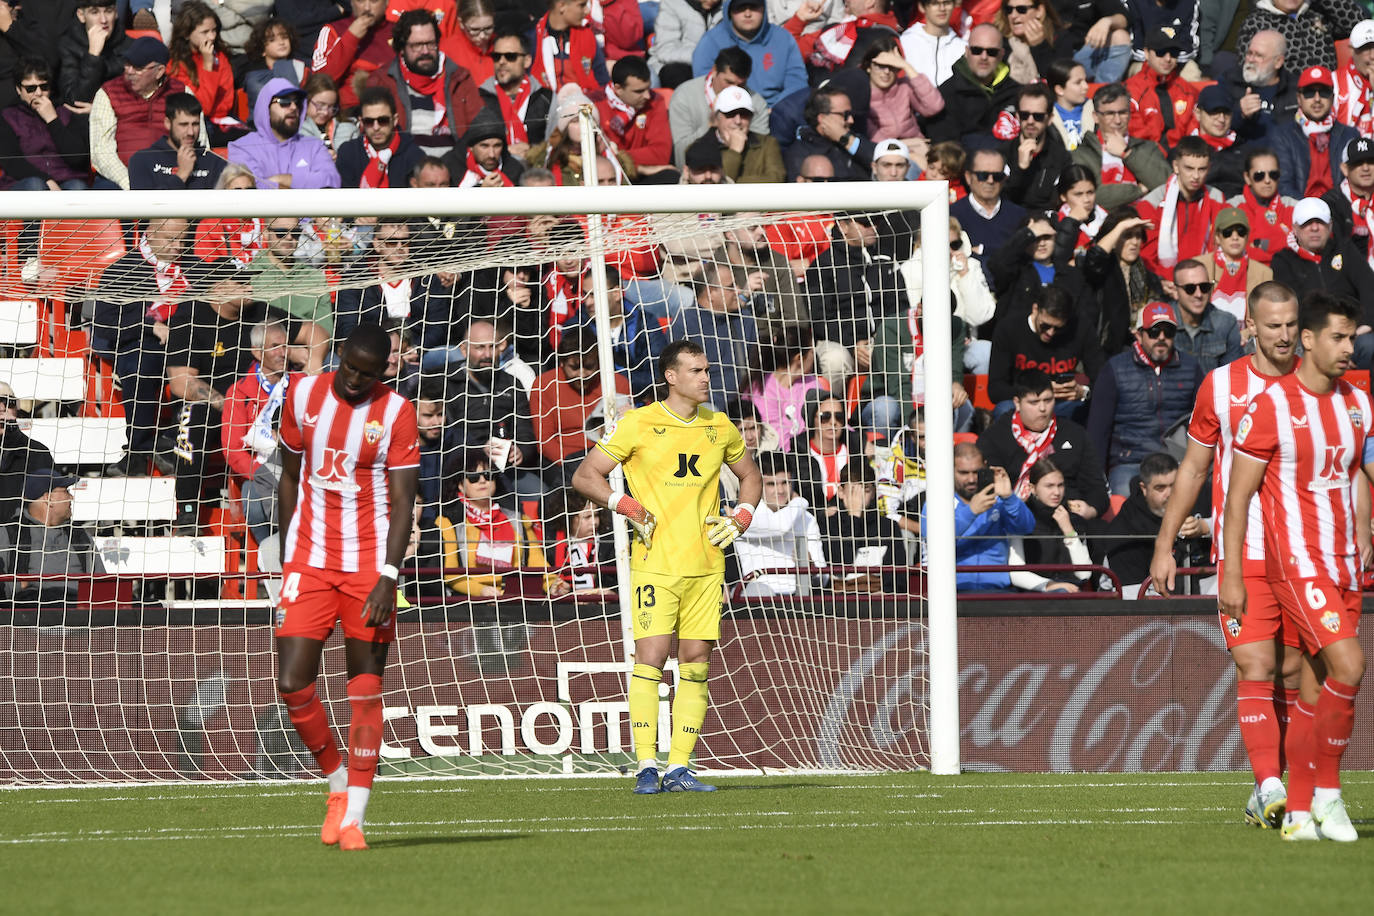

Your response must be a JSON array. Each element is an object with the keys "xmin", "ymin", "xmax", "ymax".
[
  {"xmin": 668, "ymin": 662, "xmax": 709, "ymax": 771},
  {"xmin": 629, "ymin": 663, "xmax": 662, "ymax": 770}
]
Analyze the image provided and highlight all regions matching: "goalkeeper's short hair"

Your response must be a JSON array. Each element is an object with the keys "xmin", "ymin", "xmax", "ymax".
[{"xmin": 659, "ymin": 339, "xmax": 706, "ymax": 383}]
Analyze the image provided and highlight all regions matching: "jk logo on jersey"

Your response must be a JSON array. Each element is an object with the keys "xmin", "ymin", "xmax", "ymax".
[
  {"xmin": 1318, "ymin": 445, "xmax": 1348, "ymax": 481},
  {"xmin": 674, "ymin": 453, "xmax": 702, "ymax": 478},
  {"xmin": 317, "ymin": 447, "xmax": 351, "ymax": 482}
]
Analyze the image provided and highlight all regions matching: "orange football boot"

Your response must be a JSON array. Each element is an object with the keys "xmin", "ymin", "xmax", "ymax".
[
  {"xmin": 339, "ymin": 822, "xmax": 369, "ymax": 851},
  {"xmin": 321, "ymin": 792, "xmax": 347, "ymax": 845}
]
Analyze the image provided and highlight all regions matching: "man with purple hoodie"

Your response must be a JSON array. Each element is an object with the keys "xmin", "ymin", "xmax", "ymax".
[{"xmin": 227, "ymin": 77, "xmax": 340, "ymax": 189}]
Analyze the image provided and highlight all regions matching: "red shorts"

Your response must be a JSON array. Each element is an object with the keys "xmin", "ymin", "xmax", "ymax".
[
  {"xmin": 1217, "ymin": 569, "xmax": 1299, "ymax": 650},
  {"xmin": 1273, "ymin": 578, "xmax": 1362, "ymax": 655},
  {"xmin": 275, "ymin": 564, "xmax": 395, "ymax": 644}
]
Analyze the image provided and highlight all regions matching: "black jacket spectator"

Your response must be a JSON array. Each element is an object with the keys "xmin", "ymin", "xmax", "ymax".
[
  {"xmin": 987, "ymin": 303, "xmax": 1106, "ymax": 404},
  {"xmin": 783, "ymin": 125, "xmax": 875, "ymax": 182},
  {"xmin": 1272, "ymin": 118, "xmax": 1358, "ymax": 201},
  {"xmin": 0, "ymin": 99, "xmax": 90, "ymax": 189},
  {"xmin": 1272, "ymin": 235, "xmax": 1374, "ymax": 329},
  {"xmin": 1102, "ymin": 484, "xmax": 1164, "ymax": 587},
  {"xmin": 446, "ymin": 363, "xmax": 538, "ymax": 468},
  {"xmin": 988, "ymin": 223, "xmax": 1095, "ymax": 328},
  {"xmin": 1003, "ymin": 129, "xmax": 1073, "ymax": 212},
  {"xmin": 922, "ymin": 58, "xmax": 1022, "ymax": 144},
  {"xmin": 1236, "ymin": 0, "xmax": 1367, "ymax": 74},
  {"xmin": 805, "ymin": 219, "xmax": 907, "ymax": 348},
  {"xmin": 57, "ymin": 14, "xmax": 129, "ymax": 105},
  {"xmin": 478, "ymin": 81, "xmax": 553, "ymax": 146},
  {"xmin": 128, "ymin": 137, "xmax": 228, "ymax": 190},
  {"xmin": 336, "ymin": 130, "xmax": 426, "ymax": 189},
  {"xmin": 978, "ymin": 414, "xmax": 1110, "ymax": 518},
  {"xmin": 0, "ymin": 421, "xmax": 54, "ymax": 523},
  {"xmin": 1218, "ymin": 65, "xmax": 1298, "ymax": 145}
]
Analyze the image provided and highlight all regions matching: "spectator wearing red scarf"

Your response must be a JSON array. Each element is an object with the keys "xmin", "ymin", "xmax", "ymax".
[
  {"xmin": 365, "ymin": 9, "xmax": 484, "ymax": 158},
  {"xmin": 784, "ymin": 0, "xmax": 902, "ymax": 71},
  {"xmin": 454, "ymin": 106, "xmax": 524, "ymax": 186},
  {"xmin": 1202, "ymin": 208, "xmax": 1273, "ymax": 325},
  {"xmin": 530, "ymin": 0, "xmax": 610, "ymax": 99},
  {"xmin": 595, "ymin": 56, "xmax": 675, "ymax": 179},
  {"xmin": 1124, "ymin": 27, "xmax": 1199, "ymax": 152},
  {"xmin": 1227, "ymin": 149, "xmax": 1295, "ymax": 265},
  {"xmin": 311, "ymin": 0, "xmax": 395, "ymax": 112},
  {"xmin": 337, "ymin": 87, "xmax": 425, "ymax": 187},
  {"xmin": 478, "ymin": 31, "xmax": 555, "ymax": 162}
]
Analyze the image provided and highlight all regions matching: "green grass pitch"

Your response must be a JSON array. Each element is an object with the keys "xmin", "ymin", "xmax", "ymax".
[{"xmin": 3, "ymin": 772, "xmax": 1371, "ymax": 914}]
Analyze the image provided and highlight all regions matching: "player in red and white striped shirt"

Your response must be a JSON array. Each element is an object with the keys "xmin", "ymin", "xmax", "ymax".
[
  {"xmin": 1150, "ymin": 281, "xmax": 1301, "ymax": 829},
  {"xmin": 1224, "ymin": 293, "xmax": 1372, "ymax": 842},
  {"xmin": 275, "ymin": 324, "xmax": 420, "ymax": 851}
]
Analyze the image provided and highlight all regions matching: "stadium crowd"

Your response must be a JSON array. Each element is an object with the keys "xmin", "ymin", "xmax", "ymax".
[{"xmin": 5, "ymin": 0, "xmax": 1374, "ymax": 601}]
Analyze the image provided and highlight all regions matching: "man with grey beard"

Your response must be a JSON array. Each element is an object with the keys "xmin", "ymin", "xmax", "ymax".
[{"xmin": 1221, "ymin": 29, "xmax": 1298, "ymax": 144}]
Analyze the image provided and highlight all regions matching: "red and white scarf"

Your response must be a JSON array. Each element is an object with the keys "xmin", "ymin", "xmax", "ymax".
[
  {"xmin": 1336, "ymin": 64, "xmax": 1374, "ymax": 137},
  {"xmin": 462, "ymin": 495, "xmax": 516, "ymax": 558},
  {"xmin": 361, "ymin": 132, "xmax": 402, "ymax": 188},
  {"xmin": 1156, "ymin": 174, "xmax": 1183, "ymax": 268},
  {"xmin": 400, "ymin": 53, "xmax": 448, "ymax": 133},
  {"xmin": 1285, "ymin": 230, "xmax": 1325, "ymax": 263},
  {"xmin": 601, "ymin": 90, "xmax": 642, "ymax": 142},
  {"xmin": 532, "ymin": 14, "xmax": 598, "ymax": 95},
  {"xmin": 1341, "ymin": 178, "xmax": 1374, "ymax": 269},
  {"xmin": 810, "ymin": 442, "xmax": 849, "ymax": 501},
  {"xmin": 1010, "ymin": 410, "xmax": 1056, "ymax": 500},
  {"xmin": 1211, "ymin": 248, "xmax": 1248, "ymax": 321},
  {"xmin": 496, "ymin": 77, "xmax": 533, "ymax": 145},
  {"xmin": 459, "ymin": 148, "xmax": 514, "ymax": 187},
  {"xmin": 907, "ymin": 306, "xmax": 926, "ymax": 406},
  {"xmin": 1097, "ymin": 133, "xmax": 1135, "ymax": 185},
  {"xmin": 811, "ymin": 17, "xmax": 880, "ymax": 69},
  {"xmin": 1057, "ymin": 203, "xmax": 1107, "ymax": 256},
  {"xmin": 545, "ymin": 266, "xmax": 582, "ymax": 345},
  {"xmin": 138, "ymin": 234, "xmax": 188, "ymax": 323},
  {"xmin": 1190, "ymin": 126, "xmax": 1236, "ymax": 150},
  {"xmin": 1132, "ymin": 338, "xmax": 1169, "ymax": 371}
]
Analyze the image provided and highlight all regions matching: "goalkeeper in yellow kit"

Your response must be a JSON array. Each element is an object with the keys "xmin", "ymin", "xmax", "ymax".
[{"xmin": 573, "ymin": 340, "xmax": 762, "ymax": 793}]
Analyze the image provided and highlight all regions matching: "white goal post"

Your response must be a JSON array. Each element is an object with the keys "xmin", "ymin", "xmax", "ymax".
[{"xmin": 0, "ymin": 176, "xmax": 957, "ymax": 780}]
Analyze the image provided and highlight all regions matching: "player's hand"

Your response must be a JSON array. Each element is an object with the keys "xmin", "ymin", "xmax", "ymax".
[
  {"xmin": 1149, "ymin": 548, "xmax": 1177, "ymax": 597},
  {"xmin": 614, "ymin": 494, "xmax": 656, "ymax": 549},
  {"xmin": 705, "ymin": 504, "xmax": 754, "ymax": 548},
  {"xmin": 1218, "ymin": 572, "xmax": 1247, "ymax": 622},
  {"xmin": 362, "ymin": 576, "xmax": 397, "ymax": 627}
]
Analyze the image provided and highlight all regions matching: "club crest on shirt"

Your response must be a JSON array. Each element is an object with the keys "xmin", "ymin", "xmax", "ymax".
[
  {"xmin": 1333, "ymin": 254, "xmax": 1344, "ymax": 270},
  {"xmin": 1265, "ymin": 210, "xmax": 1277, "ymax": 224},
  {"xmin": 364, "ymin": 419, "xmax": 385, "ymax": 445},
  {"xmin": 1349, "ymin": 406, "xmax": 1364, "ymax": 428},
  {"xmin": 1174, "ymin": 99, "xmax": 1187, "ymax": 115},
  {"xmin": 1321, "ymin": 609, "xmax": 1342, "ymax": 633},
  {"xmin": 1226, "ymin": 617, "xmax": 1241, "ymax": 638},
  {"xmin": 705, "ymin": 426, "xmax": 718, "ymax": 444}
]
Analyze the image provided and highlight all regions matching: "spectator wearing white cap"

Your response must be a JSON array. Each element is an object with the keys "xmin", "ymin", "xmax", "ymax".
[
  {"xmin": 667, "ymin": 47, "xmax": 770, "ymax": 167},
  {"xmin": 1336, "ymin": 19, "xmax": 1374, "ymax": 134},
  {"xmin": 1272, "ymin": 196, "xmax": 1374, "ymax": 367},
  {"xmin": 870, "ymin": 138, "xmax": 919, "ymax": 258},
  {"xmin": 694, "ymin": 84, "xmax": 784, "ymax": 183},
  {"xmin": 1273, "ymin": 65, "xmax": 1359, "ymax": 200}
]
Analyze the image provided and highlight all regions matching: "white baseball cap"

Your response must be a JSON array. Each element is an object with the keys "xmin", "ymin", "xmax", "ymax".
[
  {"xmin": 1293, "ymin": 197, "xmax": 1332, "ymax": 226},
  {"xmin": 712, "ymin": 86, "xmax": 754, "ymax": 114},
  {"xmin": 1353, "ymin": 19, "xmax": 1374, "ymax": 49},
  {"xmin": 873, "ymin": 138, "xmax": 913, "ymax": 162}
]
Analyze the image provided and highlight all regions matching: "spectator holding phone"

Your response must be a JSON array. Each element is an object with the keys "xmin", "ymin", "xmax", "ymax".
[
  {"xmin": 1007, "ymin": 458, "xmax": 1093, "ymax": 593},
  {"xmin": 922, "ymin": 442, "xmax": 1034, "ymax": 591}
]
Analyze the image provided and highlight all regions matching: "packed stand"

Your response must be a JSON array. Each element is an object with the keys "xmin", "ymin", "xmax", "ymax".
[{"xmin": 4, "ymin": 0, "xmax": 1374, "ymax": 603}]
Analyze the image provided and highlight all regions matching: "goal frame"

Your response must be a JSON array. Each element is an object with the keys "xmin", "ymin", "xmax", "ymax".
[{"xmin": 1, "ymin": 180, "xmax": 959, "ymax": 776}]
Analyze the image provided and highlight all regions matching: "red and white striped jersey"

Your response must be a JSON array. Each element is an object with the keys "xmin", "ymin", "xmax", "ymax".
[
  {"xmin": 279, "ymin": 373, "xmax": 420, "ymax": 573},
  {"xmin": 1233, "ymin": 373, "xmax": 1374, "ymax": 588},
  {"xmin": 1187, "ymin": 357, "xmax": 1290, "ymax": 571}
]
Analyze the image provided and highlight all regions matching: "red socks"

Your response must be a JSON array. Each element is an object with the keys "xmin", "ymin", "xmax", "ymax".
[
  {"xmin": 1313, "ymin": 678, "xmax": 1358, "ymax": 791},
  {"xmin": 1276, "ymin": 687, "xmax": 1298, "ymax": 775},
  {"xmin": 1236, "ymin": 680, "xmax": 1281, "ymax": 784},
  {"xmin": 280, "ymin": 683, "xmax": 342, "ymax": 776},
  {"xmin": 346, "ymin": 673, "xmax": 384, "ymax": 789},
  {"xmin": 1285, "ymin": 699, "xmax": 1317, "ymax": 813}
]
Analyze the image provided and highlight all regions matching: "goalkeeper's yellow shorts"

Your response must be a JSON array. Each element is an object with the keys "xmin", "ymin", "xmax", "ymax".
[{"xmin": 629, "ymin": 571, "xmax": 725, "ymax": 641}]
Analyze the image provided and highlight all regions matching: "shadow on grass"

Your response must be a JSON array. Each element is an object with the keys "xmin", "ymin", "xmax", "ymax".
[{"xmin": 372, "ymin": 834, "xmax": 528, "ymax": 849}]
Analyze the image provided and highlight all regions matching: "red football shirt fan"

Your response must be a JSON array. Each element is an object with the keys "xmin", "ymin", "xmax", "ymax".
[{"xmin": 279, "ymin": 372, "xmax": 421, "ymax": 573}]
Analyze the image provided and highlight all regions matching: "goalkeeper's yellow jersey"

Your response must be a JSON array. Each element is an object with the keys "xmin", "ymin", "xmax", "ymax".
[{"xmin": 596, "ymin": 401, "xmax": 746, "ymax": 577}]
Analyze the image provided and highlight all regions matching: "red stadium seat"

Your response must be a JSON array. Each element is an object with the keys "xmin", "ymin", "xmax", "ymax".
[
  {"xmin": 966, "ymin": 373, "xmax": 996, "ymax": 412},
  {"xmin": 1106, "ymin": 493, "xmax": 1126, "ymax": 522},
  {"xmin": 1336, "ymin": 39, "xmax": 1352, "ymax": 71},
  {"xmin": 37, "ymin": 219, "xmax": 124, "ymax": 300}
]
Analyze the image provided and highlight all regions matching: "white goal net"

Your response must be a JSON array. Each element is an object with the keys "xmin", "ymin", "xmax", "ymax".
[{"xmin": 0, "ymin": 176, "xmax": 956, "ymax": 784}]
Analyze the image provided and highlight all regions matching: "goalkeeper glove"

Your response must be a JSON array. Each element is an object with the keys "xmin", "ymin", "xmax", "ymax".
[
  {"xmin": 705, "ymin": 504, "xmax": 754, "ymax": 548},
  {"xmin": 613, "ymin": 494, "xmax": 657, "ymax": 549}
]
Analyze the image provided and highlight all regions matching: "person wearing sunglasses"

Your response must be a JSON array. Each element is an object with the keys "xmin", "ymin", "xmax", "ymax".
[
  {"xmin": 952, "ymin": 146, "xmax": 1027, "ymax": 257},
  {"xmin": 1273, "ymin": 65, "xmax": 1358, "ymax": 202},
  {"xmin": 992, "ymin": 0, "xmax": 1074, "ymax": 84},
  {"xmin": 1326, "ymin": 136, "xmax": 1374, "ymax": 266},
  {"xmin": 1202, "ymin": 206, "xmax": 1272, "ymax": 326},
  {"xmin": 1229, "ymin": 148, "xmax": 1294, "ymax": 265},
  {"xmin": 923, "ymin": 24, "xmax": 1020, "ymax": 145},
  {"xmin": 1123, "ymin": 26, "xmax": 1201, "ymax": 151},
  {"xmin": 1003, "ymin": 83, "xmax": 1072, "ymax": 211},
  {"xmin": 361, "ymin": 8, "xmax": 485, "ymax": 161},
  {"xmin": 0, "ymin": 58, "xmax": 92, "ymax": 193},
  {"xmin": 1086, "ymin": 302, "xmax": 1204, "ymax": 496},
  {"xmin": 228, "ymin": 77, "xmax": 341, "ymax": 189},
  {"xmin": 477, "ymin": 30, "xmax": 554, "ymax": 162},
  {"xmin": 1190, "ymin": 84, "xmax": 1247, "ymax": 200},
  {"xmin": 337, "ymin": 86, "xmax": 425, "ymax": 188},
  {"xmin": 1125, "ymin": 4, "xmax": 1201, "ymax": 77},
  {"xmin": 1168, "ymin": 258, "xmax": 1243, "ymax": 373},
  {"xmin": 784, "ymin": 84, "xmax": 875, "ymax": 182}
]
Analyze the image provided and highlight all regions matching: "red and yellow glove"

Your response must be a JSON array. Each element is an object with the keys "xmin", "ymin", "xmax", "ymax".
[
  {"xmin": 613, "ymin": 494, "xmax": 656, "ymax": 548},
  {"xmin": 705, "ymin": 504, "xmax": 754, "ymax": 548}
]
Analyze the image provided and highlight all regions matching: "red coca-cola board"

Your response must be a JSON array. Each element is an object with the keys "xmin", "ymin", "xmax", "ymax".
[{"xmin": 1, "ymin": 613, "xmax": 1369, "ymax": 782}]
